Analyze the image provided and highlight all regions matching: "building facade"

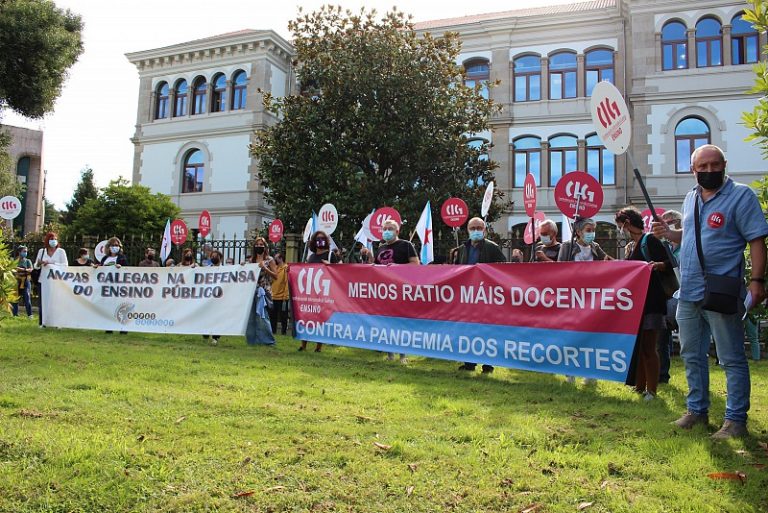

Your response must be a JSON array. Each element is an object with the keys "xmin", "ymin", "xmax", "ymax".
[
  {"xmin": 2, "ymin": 125, "xmax": 44, "ymax": 235},
  {"xmin": 126, "ymin": 30, "xmax": 293, "ymax": 239},
  {"xmin": 128, "ymin": 1, "xmax": 765, "ymax": 240},
  {"xmin": 416, "ymin": 0, "xmax": 766, "ymax": 235}
]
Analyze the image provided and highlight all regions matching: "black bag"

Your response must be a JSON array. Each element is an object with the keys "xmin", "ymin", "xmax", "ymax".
[
  {"xmin": 30, "ymin": 268, "xmax": 41, "ymax": 285},
  {"xmin": 702, "ymin": 274, "xmax": 741, "ymax": 315},
  {"xmin": 639, "ymin": 235, "xmax": 679, "ymax": 299},
  {"xmin": 694, "ymin": 197, "xmax": 741, "ymax": 315}
]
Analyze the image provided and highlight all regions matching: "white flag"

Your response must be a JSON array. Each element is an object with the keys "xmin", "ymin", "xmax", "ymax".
[
  {"xmin": 159, "ymin": 218, "xmax": 172, "ymax": 265},
  {"xmin": 561, "ymin": 213, "xmax": 572, "ymax": 244},
  {"xmin": 415, "ymin": 201, "xmax": 434, "ymax": 265}
]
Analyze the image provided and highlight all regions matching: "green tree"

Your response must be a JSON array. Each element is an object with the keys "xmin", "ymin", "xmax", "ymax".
[
  {"xmin": 251, "ymin": 6, "xmax": 506, "ymax": 240},
  {"xmin": 742, "ymin": 1, "xmax": 768, "ymax": 155},
  {"xmin": 0, "ymin": 0, "xmax": 84, "ymax": 119},
  {"xmin": 66, "ymin": 178, "xmax": 180, "ymax": 238},
  {"xmin": 43, "ymin": 198, "xmax": 58, "ymax": 226},
  {"xmin": 0, "ymin": 230, "xmax": 19, "ymax": 319},
  {"xmin": 60, "ymin": 166, "xmax": 97, "ymax": 226}
]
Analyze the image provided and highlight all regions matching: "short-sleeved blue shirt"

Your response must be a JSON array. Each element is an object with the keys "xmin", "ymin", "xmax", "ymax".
[{"xmin": 679, "ymin": 177, "xmax": 768, "ymax": 301}]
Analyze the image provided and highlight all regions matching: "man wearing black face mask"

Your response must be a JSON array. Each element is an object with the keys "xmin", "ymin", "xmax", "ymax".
[
  {"xmin": 139, "ymin": 247, "xmax": 160, "ymax": 267},
  {"xmin": 652, "ymin": 144, "xmax": 767, "ymax": 439}
]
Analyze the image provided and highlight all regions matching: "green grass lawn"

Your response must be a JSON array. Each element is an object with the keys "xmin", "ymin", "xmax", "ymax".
[{"xmin": 1, "ymin": 316, "xmax": 768, "ymax": 513}]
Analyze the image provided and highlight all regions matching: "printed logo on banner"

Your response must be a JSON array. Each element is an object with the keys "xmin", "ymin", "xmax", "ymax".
[
  {"xmin": 297, "ymin": 267, "xmax": 331, "ymax": 296},
  {"xmin": 115, "ymin": 303, "xmax": 136, "ymax": 324},
  {"xmin": 708, "ymin": 212, "xmax": 725, "ymax": 229}
]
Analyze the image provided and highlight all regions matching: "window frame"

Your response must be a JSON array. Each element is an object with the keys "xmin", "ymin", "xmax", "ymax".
[
  {"xmin": 182, "ymin": 150, "xmax": 205, "ymax": 194},
  {"xmin": 513, "ymin": 55, "xmax": 541, "ymax": 102},
  {"xmin": 584, "ymin": 48, "xmax": 615, "ymax": 97},
  {"xmin": 512, "ymin": 136, "xmax": 542, "ymax": 188},
  {"xmin": 231, "ymin": 71, "xmax": 247, "ymax": 110},
  {"xmin": 211, "ymin": 74, "xmax": 227, "ymax": 113},
  {"xmin": 661, "ymin": 21, "xmax": 689, "ymax": 70},
  {"xmin": 548, "ymin": 134, "xmax": 578, "ymax": 187},
  {"xmin": 463, "ymin": 58, "xmax": 490, "ymax": 100},
  {"xmin": 695, "ymin": 17, "xmax": 723, "ymax": 68},
  {"xmin": 674, "ymin": 117, "xmax": 711, "ymax": 174},
  {"xmin": 155, "ymin": 82, "xmax": 169, "ymax": 120},
  {"xmin": 192, "ymin": 77, "xmax": 207, "ymax": 115},
  {"xmin": 548, "ymin": 51, "xmax": 577, "ymax": 100},
  {"xmin": 585, "ymin": 133, "xmax": 616, "ymax": 185},
  {"xmin": 173, "ymin": 79, "xmax": 188, "ymax": 117},
  {"xmin": 731, "ymin": 13, "xmax": 759, "ymax": 65}
]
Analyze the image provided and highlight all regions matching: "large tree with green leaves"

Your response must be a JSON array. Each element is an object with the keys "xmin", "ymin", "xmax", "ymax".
[
  {"xmin": 251, "ymin": 6, "xmax": 506, "ymax": 239},
  {"xmin": 0, "ymin": 0, "xmax": 83, "ymax": 119},
  {"xmin": 60, "ymin": 166, "xmax": 97, "ymax": 225},
  {"xmin": 65, "ymin": 178, "xmax": 180, "ymax": 239}
]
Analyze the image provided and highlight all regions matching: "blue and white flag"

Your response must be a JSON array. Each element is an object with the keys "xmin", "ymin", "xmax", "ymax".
[
  {"xmin": 415, "ymin": 201, "xmax": 434, "ymax": 264},
  {"xmin": 159, "ymin": 218, "xmax": 172, "ymax": 265}
]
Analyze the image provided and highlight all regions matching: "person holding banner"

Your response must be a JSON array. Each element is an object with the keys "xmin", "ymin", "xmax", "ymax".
[
  {"xmin": 616, "ymin": 207, "xmax": 671, "ymax": 401},
  {"xmin": 139, "ymin": 247, "xmax": 160, "ymax": 267},
  {"xmin": 534, "ymin": 220, "xmax": 562, "ymax": 262},
  {"xmin": 72, "ymin": 248, "xmax": 94, "ymax": 267},
  {"xmin": 180, "ymin": 248, "xmax": 197, "ymax": 267},
  {"xmin": 98, "ymin": 237, "xmax": 128, "ymax": 267},
  {"xmin": 361, "ymin": 219, "xmax": 419, "ymax": 362},
  {"xmin": 455, "ymin": 217, "xmax": 507, "ymax": 373},
  {"xmin": 652, "ymin": 144, "xmax": 767, "ymax": 439},
  {"xmin": 299, "ymin": 231, "xmax": 339, "ymax": 352},
  {"xmin": 203, "ymin": 250, "xmax": 224, "ymax": 345},
  {"xmin": 557, "ymin": 217, "xmax": 612, "ymax": 262},
  {"xmin": 12, "ymin": 246, "xmax": 33, "ymax": 318},
  {"xmin": 270, "ymin": 253, "xmax": 290, "ymax": 336},
  {"xmin": 34, "ymin": 231, "xmax": 68, "ymax": 327}
]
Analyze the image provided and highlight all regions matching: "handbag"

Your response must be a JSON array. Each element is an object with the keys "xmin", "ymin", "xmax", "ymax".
[
  {"xmin": 639, "ymin": 234, "xmax": 679, "ymax": 299},
  {"xmin": 694, "ymin": 196, "xmax": 741, "ymax": 315}
]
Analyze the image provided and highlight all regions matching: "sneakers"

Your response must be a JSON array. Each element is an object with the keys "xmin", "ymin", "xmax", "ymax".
[
  {"xmin": 458, "ymin": 364, "xmax": 475, "ymax": 371},
  {"xmin": 643, "ymin": 391, "xmax": 656, "ymax": 401},
  {"xmin": 481, "ymin": 365, "xmax": 494, "ymax": 374},
  {"xmin": 672, "ymin": 411, "xmax": 709, "ymax": 429},
  {"xmin": 399, "ymin": 357, "xmax": 408, "ymax": 364},
  {"xmin": 386, "ymin": 353, "xmax": 395, "ymax": 361},
  {"xmin": 711, "ymin": 420, "xmax": 748, "ymax": 440}
]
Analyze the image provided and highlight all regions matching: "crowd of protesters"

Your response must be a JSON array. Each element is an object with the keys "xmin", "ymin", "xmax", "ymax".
[{"xmin": 8, "ymin": 144, "xmax": 767, "ymax": 440}]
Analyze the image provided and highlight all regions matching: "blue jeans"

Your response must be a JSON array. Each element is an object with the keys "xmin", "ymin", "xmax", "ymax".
[
  {"xmin": 12, "ymin": 282, "xmax": 32, "ymax": 317},
  {"xmin": 677, "ymin": 299, "xmax": 750, "ymax": 423}
]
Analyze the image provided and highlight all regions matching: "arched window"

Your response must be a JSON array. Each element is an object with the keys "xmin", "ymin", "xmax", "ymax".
[
  {"xmin": 732, "ymin": 13, "xmax": 759, "ymax": 65},
  {"xmin": 192, "ymin": 77, "xmax": 207, "ymax": 115},
  {"xmin": 463, "ymin": 59, "xmax": 490, "ymax": 99},
  {"xmin": 549, "ymin": 52, "xmax": 577, "ymax": 100},
  {"xmin": 696, "ymin": 17, "xmax": 722, "ymax": 67},
  {"xmin": 173, "ymin": 79, "xmax": 188, "ymax": 117},
  {"xmin": 585, "ymin": 49, "xmax": 614, "ymax": 97},
  {"xmin": 586, "ymin": 134, "xmax": 616, "ymax": 185},
  {"xmin": 514, "ymin": 55, "xmax": 541, "ymax": 102},
  {"xmin": 155, "ymin": 82, "xmax": 169, "ymax": 120},
  {"xmin": 211, "ymin": 74, "xmax": 227, "ymax": 113},
  {"xmin": 513, "ymin": 136, "xmax": 541, "ymax": 187},
  {"xmin": 466, "ymin": 138, "xmax": 489, "ymax": 186},
  {"xmin": 182, "ymin": 149, "xmax": 205, "ymax": 193},
  {"xmin": 231, "ymin": 70, "xmax": 247, "ymax": 110},
  {"xmin": 674, "ymin": 117, "xmax": 710, "ymax": 173},
  {"xmin": 548, "ymin": 134, "xmax": 577, "ymax": 186},
  {"xmin": 662, "ymin": 21, "xmax": 688, "ymax": 70}
]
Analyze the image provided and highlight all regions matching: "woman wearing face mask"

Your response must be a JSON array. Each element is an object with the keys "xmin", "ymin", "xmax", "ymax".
[
  {"xmin": 203, "ymin": 250, "xmax": 224, "ymax": 345},
  {"xmin": 72, "ymin": 248, "xmax": 93, "ymax": 267},
  {"xmin": 298, "ymin": 231, "xmax": 339, "ymax": 352},
  {"xmin": 557, "ymin": 217, "xmax": 612, "ymax": 262},
  {"xmin": 616, "ymin": 207, "xmax": 672, "ymax": 401},
  {"xmin": 98, "ymin": 237, "xmax": 128, "ymax": 267},
  {"xmin": 245, "ymin": 237, "xmax": 278, "ymax": 346},
  {"xmin": 13, "ymin": 246, "xmax": 33, "ymax": 318},
  {"xmin": 270, "ymin": 253, "xmax": 290, "ymax": 336},
  {"xmin": 34, "ymin": 231, "xmax": 68, "ymax": 326},
  {"xmin": 179, "ymin": 248, "xmax": 197, "ymax": 267}
]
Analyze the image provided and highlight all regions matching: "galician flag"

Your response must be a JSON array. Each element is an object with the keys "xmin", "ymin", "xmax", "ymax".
[
  {"xmin": 415, "ymin": 201, "xmax": 434, "ymax": 264},
  {"xmin": 159, "ymin": 218, "xmax": 172, "ymax": 265}
]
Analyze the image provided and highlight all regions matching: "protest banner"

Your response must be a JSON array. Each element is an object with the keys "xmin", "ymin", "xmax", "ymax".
[
  {"xmin": 289, "ymin": 261, "xmax": 651, "ymax": 382},
  {"xmin": 40, "ymin": 264, "xmax": 261, "ymax": 335}
]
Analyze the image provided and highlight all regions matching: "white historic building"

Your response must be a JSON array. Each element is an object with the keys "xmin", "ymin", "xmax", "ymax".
[
  {"xmin": 2, "ymin": 124, "xmax": 45, "ymax": 235},
  {"xmin": 126, "ymin": 30, "xmax": 292, "ymax": 238},
  {"xmin": 127, "ymin": 0, "xmax": 766, "ymax": 238}
]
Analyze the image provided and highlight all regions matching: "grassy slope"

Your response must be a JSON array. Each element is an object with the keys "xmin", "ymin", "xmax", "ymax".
[{"xmin": 1, "ymin": 316, "xmax": 767, "ymax": 513}]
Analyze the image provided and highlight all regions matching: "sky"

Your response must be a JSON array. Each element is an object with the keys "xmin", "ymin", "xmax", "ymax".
[{"xmin": 3, "ymin": 0, "xmax": 572, "ymax": 209}]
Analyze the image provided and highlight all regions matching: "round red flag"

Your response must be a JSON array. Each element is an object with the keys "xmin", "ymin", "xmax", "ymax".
[
  {"xmin": 269, "ymin": 219, "xmax": 284, "ymax": 242},
  {"xmin": 640, "ymin": 208, "xmax": 666, "ymax": 233},
  {"xmin": 553, "ymin": 171, "xmax": 604, "ymax": 219},
  {"xmin": 523, "ymin": 174, "xmax": 537, "ymax": 217},
  {"xmin": 369, "ymin": 207, "xmax": 402, "ymax": 240},
  {"xmin": 524, "ymin": 211, "xmax": 546, "ymax": 244},
  {"xmin": 198, "ymin": 210, "xmax": 211, "ymax": 238},
  {"xmin": 170, "ymin": 219, "xmax": 188, "ymax": 245},
  {"xmin": 440, "ymin": 198, "xmax": 469, "ymax": 228}
]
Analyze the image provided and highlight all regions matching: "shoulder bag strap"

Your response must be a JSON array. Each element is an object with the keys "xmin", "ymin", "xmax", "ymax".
[{"xmin": 693, "ymin": 194, "xmax": 707, "ymax": 275}]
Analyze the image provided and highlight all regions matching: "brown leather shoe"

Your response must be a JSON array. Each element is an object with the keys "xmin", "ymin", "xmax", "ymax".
[
  {"xmin": 672, "ymin": 411, "xmax": 709, "ymax": 429},
  {"xmin": 711, "ymin": 420, "xmax": 748, "ymax": 440}
]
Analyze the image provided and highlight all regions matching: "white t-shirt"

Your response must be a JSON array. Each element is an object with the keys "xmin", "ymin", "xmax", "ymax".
[
  {"xmin": 573, "ymin": 243, "xmax": 594, "ymax": 262},
  {"xmin": 35, "ymin": 247, "xmax": 68, "ymax": 267}
]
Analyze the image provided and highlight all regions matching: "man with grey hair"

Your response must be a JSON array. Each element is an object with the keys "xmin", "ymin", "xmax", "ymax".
[
  {"xmin": 652, "ymin": 143, "xmax": 767, "ymax": 439},
  {"xmin": 535, "ymin": 219, "xmax": 561, "ymax": 262},
  {"xmin": 455, "ymin": 216, "xmax": 507, "ymax": 373}
]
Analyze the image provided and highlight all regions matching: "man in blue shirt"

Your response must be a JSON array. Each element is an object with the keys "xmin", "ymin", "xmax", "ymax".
[{"xmin": 653, "ymin": 144, "xmax": 767, "ymax": 439}]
